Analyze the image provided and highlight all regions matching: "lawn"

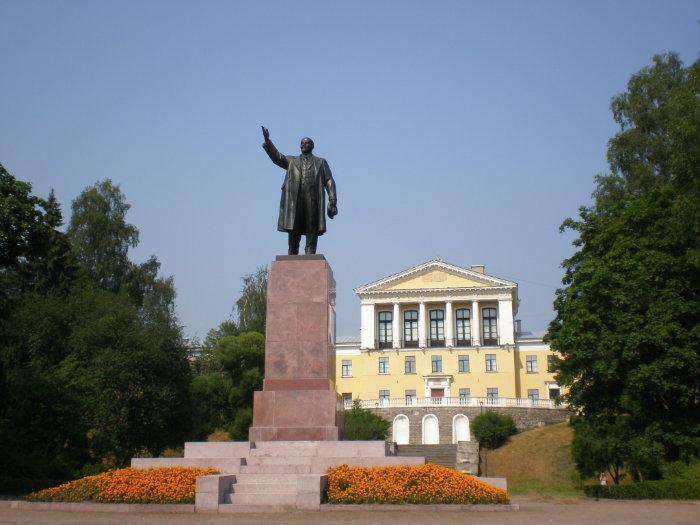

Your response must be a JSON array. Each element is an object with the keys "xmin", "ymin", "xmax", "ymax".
[{"xmin": 480, "ymin": 422, "xmax": 584, "ymax": 496}]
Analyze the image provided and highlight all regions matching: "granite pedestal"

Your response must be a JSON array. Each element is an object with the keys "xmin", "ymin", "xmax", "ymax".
[{"xmin": 248, "ymin": 255, "xmax": 341, "ymax": 441}]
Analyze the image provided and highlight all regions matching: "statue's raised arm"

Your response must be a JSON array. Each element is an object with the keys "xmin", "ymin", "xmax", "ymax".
[
  {"xmin": 261, "ymin": 125, "xmax": 289, "ymax": 170},
  {"xmin": 259, "ymin": 127, "xmax": 338, "ymax": 255}
]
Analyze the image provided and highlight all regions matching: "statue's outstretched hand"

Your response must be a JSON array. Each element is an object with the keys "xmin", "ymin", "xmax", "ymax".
[
  {"xmin": 261, "ymin": 126, "xmax": 270, "ymax": 142},
  {"xmin": 327, "ymin": 202, "xmax": 338, "ymax": 219}
]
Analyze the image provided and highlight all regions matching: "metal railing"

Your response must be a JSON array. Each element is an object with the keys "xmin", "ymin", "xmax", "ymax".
[{"xmin": 344, "ymin": 396, "xmax": 566, "ymax": 410}]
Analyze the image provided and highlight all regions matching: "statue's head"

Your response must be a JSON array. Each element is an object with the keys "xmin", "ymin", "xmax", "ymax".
[{"xmin": 300, "ymin": 137, "xmax": 314, "ymax": 155}]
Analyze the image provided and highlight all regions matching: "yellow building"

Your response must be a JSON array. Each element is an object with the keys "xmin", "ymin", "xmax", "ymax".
[{"xmin": 335, "ymin": 259, "xmax": 564, "ymax": 412}]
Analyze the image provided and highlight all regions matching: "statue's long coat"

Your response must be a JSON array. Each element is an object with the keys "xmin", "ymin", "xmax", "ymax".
[{"xmin": 263, "ymin": 140, "xmax": 337, "ymax": 235}]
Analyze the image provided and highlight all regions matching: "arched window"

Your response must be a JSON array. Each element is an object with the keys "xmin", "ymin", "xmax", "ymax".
[
  {"xmin": 482, "ymin": 307, "xmax": 498, "ymax": 346},
  {"xmin": 404, "ymin": 310, "xmax": 418, "ymax": 348},
  {"xmin": 452, "ymin": 414, "xmax": 470, "ymax": 443},
  {"xmin": 455, "ymin": 308, "xmax": 471, "ymax": 346},
  {"xmin": 422, "ymin": 414, "xmax": 439, "ymax": 444},
  {"xmin": 378, "ymin": 311, "xmax": 393, "ymax": 349},
  {"xmin": 393, "ymin": 414, "xmax": 410, "ymax": 445}
]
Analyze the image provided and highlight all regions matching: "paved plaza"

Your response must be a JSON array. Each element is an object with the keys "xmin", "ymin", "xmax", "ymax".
[{"xmin": 1, "ymin": 497, "xmax": 698, "ymax": 525}]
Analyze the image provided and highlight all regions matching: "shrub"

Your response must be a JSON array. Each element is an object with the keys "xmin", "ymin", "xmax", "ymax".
[
  {"xmin": 27, "ymin": 467, "xmax": 218, "ymax": 504},
  {"xmin": 343, "ymin": 400, "xmax": 390, "ymax": 440},
  {"xmin": 472, "ymin": 412, "xmax": 517, "ymax": 449},
  {"xmin": 584, "ymin": 480, "xmax": 700, "ymax": 500},
  {"xmin": 327, "ymin": 464, "xmax": 509, "ymax": 504}
]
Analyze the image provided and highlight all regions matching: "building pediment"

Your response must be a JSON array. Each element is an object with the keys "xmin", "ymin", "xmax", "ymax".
[{"xmin": 355, "ymin": 259, "xmax": 515, "ymax": 295}]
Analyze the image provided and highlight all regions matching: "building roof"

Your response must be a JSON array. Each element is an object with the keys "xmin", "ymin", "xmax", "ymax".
[
  {"xmin": 336, "ymin": 335, "xmax": 361, "ymax": 344},
  {"xmin": 355, "ymin": 259, "xmax": 517, "ymax": 294}
]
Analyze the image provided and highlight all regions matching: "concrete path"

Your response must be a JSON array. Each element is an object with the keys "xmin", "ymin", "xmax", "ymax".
[{"xmin": 0, "ymin": 496, "xmax": 698, "ymax": 525}]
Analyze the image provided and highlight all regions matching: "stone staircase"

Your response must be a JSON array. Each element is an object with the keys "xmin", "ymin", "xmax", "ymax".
[
  {"xmin": 396, "ymin": 444, "xmax": 458, "ymax": 469},
  {"xmin": 133, "ymin": 440, "xmax": 425, "ymax": 511}
]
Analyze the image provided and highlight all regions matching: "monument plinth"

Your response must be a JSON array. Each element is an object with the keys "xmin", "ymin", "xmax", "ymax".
[{"xmin": 248, "ymin": 255, "xmax": 341, "ymax": 441}]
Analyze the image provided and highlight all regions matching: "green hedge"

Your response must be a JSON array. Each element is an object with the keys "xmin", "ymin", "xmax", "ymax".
[
  {"xmin": 584, "ymin": 480, "xmax": 700, "ymax": 500},
  {"xmin": 0, "ymin": 477, "xmax": 66, "ymax": 495}
]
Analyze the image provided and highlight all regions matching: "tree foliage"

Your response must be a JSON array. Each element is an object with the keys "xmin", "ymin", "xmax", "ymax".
[
  {"xmin": 235, "ymin": 266, "xmax": 268, "ymax": 334},
  {"xmin": 343, "ymin": 400, "xmax": 390, "ymax": 440},
  {"xmin": 1, "ymin": 171, "xmax": 191, "ymax": 479},
  {"xmin": 190, "ymin": 331, "xmax": 265, "ymax": 440},
  {"xmin": 547, "ymin": 53, "xmax": 700, "ymax": 479},
  {"xmin": 472, "ymin": 412, "xmax": 517, "ymax": 450}
]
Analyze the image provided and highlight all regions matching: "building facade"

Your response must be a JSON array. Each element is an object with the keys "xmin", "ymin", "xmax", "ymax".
[{"xmin": 334, "ymin": 259, "xmax": 567, "ymax": 445}]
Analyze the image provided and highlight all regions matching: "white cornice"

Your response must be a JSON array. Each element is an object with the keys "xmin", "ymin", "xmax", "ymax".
[{"xmin": 358, "ymin": 288, "xmax": 515, "ymax": 303}]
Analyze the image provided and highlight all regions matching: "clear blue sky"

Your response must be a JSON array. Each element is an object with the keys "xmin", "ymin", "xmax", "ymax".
[{"xmin": 1, "ymin": 1, "xmax": 698, "ymax": 339}]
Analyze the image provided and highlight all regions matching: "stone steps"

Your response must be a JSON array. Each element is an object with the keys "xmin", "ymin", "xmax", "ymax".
[
  {"xmin": 130, "ymin": 457, "xmax": 243, "ymax": 472},
  {"xmin": 225, "ymin": 492, "xmax": 298, "ymax": 506},
  {"xmin": 245, "ymin": 456, "xmax": 313, "ymax": 466},
  {"xmin": 239, "ymin": 464, "xmax": 312, "ymax": 474},
  {"xmin": 233, "ymin": 473, "xmax": 302, "ymax": 484},
  {"xmin": 231, "ymin": 482, "xmax": 297, "ymax": 494},
  {"xmin": 218, "ymin": 503, "xmax": 296, "ymax": 513},
  {"xmin": 396, "ymin": 444, "xmax": 458, "ymax": 469}
]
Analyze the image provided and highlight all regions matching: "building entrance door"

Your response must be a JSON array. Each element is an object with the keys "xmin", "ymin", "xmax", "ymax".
[{"xmin": 430, "ymin": 388, "xmax": 444, "ymax": 405}]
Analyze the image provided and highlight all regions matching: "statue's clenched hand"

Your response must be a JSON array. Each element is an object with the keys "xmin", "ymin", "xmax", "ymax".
[
  {"xmin": 261, "ymin": 126, "xmax": 270, "ymax": 142},
  {"xmin": 327, "ymin": 202, "xmax": 338, "ymax": 219}
]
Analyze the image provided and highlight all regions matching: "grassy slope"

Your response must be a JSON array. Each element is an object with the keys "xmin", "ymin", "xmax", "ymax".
[{"xmin": 481, "ymin": 422, "xmax": 583, "ymax": 496}]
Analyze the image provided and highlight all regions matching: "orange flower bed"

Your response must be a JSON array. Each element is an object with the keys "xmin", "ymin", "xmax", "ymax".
[
  {"xmin": 327, "ymin": 464, "xmax": 509, "ymax": 504},
  {"xmin": 27, "ymin": 467, "xmax": 218, "ymax": 504}
]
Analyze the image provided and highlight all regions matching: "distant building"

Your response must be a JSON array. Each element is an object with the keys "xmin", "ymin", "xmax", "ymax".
[{"xmin": 334, "ymin": 259, "xmax": 567, "ymax": 445}]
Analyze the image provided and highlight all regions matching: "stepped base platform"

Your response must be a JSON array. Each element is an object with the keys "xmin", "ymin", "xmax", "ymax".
[{"xmin": 131, "ymin": 440, "xmax": 425, "ymax": 512}]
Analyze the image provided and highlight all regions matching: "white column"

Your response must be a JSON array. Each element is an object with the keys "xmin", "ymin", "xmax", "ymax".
[
  {"xmin": 498, "ymin": 299, "xmax": 515, "ymax": 345},
  {"xmin": 418, "ymin": 301, "xmax": 427, "ymax": 348},
  {"xmin": 360, "ymin": 303, "xmax": 376, "ymax": 350},
  {"xmin": 392, "ymin": 303, "xmax": 401, "ymax": 349},
  {"xmin": 445, "ymin": 301, "xmax": 454, "ymax": 347},
  {"xmin": 471, "ymin": 300, "xmax": 480, "ymax": 346}
]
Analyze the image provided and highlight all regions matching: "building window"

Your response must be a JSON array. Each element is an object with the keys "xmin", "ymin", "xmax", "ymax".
[
  {"xmin": 404, "ymin": 310, "xmax": 418, "ymax": 348},
  {"xmin": 482, "ymin": 307, "xmax": 498, "ymax": 346},
  {"xmin": 459, "ymin": 388, "xmax": 471, "ymax": 404},
  {"xmin": 404, "ymin": 355, "xmax": 416, "ymax": 374},
  {"xmin": 379, "ymin": 389, "xmax": 390, "ymax": 406},
  {"xmin": 378, "ymin": 356, "xmax": 390, "ymax": 374},
  {"xmin": 527, "ymin": 389, "xmax": 539, "ymax": 401},
  {"xmin": 487, "ymin": 387, "xmax": 498, "ymax": 404},
  {"xmin": 458, "ymin": 355, "xmax": 470, "ymax": 373},
  {"xmin": 526, "ymin": 355, "xmax": 538, "ymax": 373},
  {"xmin": 405, "ymin": 389, "xmax": 416, "ymax": 405},
  {"xmin": 341, "ymin": 360, "xmax": 352, "ymax": 377},
  {"xmin": 455, "ymin": 308, "xmax": 471, "ymax": 346},
  {"xmin": 342, "ymin": 392, "xmax": 353, "ymax": 406},
  {"xmin": 431, "ymin": 355, "xmax": 442, "ymax": 373},
  {"xmin": 429, "ymin": 309, "xmax": 445, "ymax": 347},
  {"xmin": 485, "ymin": 354, "xmax": 497, "ymax": 372},
  {"xmin": 547, "ymin": 354, "xmax": 557, "ymax": 373},
  {"xmin": 378, "ymin": 311, "xmax": 393, "ymax": 349},
  {"xmin": 549, "ymin": 387, "xmax": 561, "ymax": 400}
]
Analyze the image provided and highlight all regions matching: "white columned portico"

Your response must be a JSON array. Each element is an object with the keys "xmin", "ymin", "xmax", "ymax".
[
  {"xmin": 392, "ymin": 303, "xmax": 401, "ymax": 349},
  {"xmin": 498, "ymin": 299, "xmax": 515, "ymax": 345},
  {"xmin": 445, "ymin": 301, "xmax": 454, "ymax": 347},
  {"xmin": 360, "ymin": 303, "xmax": 376, "ymax": 349},
  {"xmin": 471, "ymin": 300, "xmax": 480, "ymax": 346},
  {"xmin": 418, "ymin": 302, "xmax": 427, "ymax": 348}
]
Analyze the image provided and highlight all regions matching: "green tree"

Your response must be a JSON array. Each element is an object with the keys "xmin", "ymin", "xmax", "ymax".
[
  {"xmin": 235, "ymin": 266, "xmax": 268, "ymax": 333},
  {"xmin": 472, "ymin": 412, "xmax": 517, "ymax": 450},
  {"xmin": 342, "ymin": 400, "xmax": 390, "ymax": 440},
  {"xmin": 547, "ymin": 53, "xmax": 700, "ymax": 477},
  {"xmin": 1, "ymin": 173, "xmax": 193, "ymax": 479},
  {"xmin": 189, "ymin": 332, "xmax": 265, "ymax": 440},
  {"xmin": 67, "ymin": 180, "xmax": 138, "ymax": 293}
]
